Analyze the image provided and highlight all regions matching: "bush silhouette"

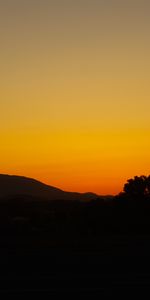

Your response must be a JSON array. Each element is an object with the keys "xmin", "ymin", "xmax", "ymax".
[{"xmin": 123, "ymin": 175, "xmax": 150, "ymax": 198}]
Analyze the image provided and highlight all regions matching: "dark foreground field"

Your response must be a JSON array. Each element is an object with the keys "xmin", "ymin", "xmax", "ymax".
[
  {"xmin": 3, "ymin": 236, "xmax": 150, "ymax": 296},
  {"xmin": 2, "ymin": 194, "xmax": 150, "ymax": 296}
]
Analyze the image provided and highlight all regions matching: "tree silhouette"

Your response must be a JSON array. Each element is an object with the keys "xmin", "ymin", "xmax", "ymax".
[
  {"xmin": 123, "ymin": 175, "xmax": 150, "ymax": 198},
  {"xmin": 147, "ymin": 175, "xmax": 150, "ymax": 194}
]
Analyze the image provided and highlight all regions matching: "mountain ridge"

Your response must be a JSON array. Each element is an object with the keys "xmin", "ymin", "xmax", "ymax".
[{"xmin": 0, "ymin": 174, "xmax": 101, "ymax": 201}]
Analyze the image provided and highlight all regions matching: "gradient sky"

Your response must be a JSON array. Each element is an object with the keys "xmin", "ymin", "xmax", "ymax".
[{"xmin": 0, "ymin": 0, "xmax": 150, "ymax": 194}]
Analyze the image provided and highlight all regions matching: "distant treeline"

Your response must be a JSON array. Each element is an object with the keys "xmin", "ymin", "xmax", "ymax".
[{"xmin": 0, "ymin": 175, "xmax": 150, "ymax": 249}]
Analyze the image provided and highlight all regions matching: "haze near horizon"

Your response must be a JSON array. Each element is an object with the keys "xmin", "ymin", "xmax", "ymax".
[{"xmin": 0, "ymin": 0, "xmax": 150, "ymax": 194}]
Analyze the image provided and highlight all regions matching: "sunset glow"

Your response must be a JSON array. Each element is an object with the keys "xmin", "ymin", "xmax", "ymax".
[{"xmin": 0, "ymin": 0, "xmax": 150, "ymax": 194}]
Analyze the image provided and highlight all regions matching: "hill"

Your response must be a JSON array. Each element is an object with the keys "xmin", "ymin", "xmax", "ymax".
[{"xmin": 0, "ymin": 174, "xmax": 100, "ymax": 201}]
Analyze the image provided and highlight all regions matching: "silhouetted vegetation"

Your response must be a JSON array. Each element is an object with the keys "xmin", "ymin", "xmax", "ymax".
[
  {"xmin": 123, "ymin": 175, "xmax": 150, "ymax": 198},
  {"xmin": 1, "ymin": 174, "xmax": 150, "ymax": 295},
  {"xmin": 0, "ymin": 174, "xmax": 150, "ymax": 247}
]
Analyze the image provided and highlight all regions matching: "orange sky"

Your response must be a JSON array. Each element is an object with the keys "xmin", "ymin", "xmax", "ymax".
[{"xmin": 0, "ymin": 1, "xmax": 150, "ymax": 194}]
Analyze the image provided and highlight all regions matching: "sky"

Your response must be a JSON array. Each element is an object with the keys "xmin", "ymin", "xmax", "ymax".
[{"xmin": 0, "ymin": 0, "xmax": 150, "ymax": 194}]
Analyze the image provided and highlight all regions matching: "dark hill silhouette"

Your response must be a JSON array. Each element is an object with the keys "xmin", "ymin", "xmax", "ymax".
[
  {"xmin": 0, "ymin": 174, "xmax": 100, "ymax": 201},
  {"xmin": 1, "ymin": 174, "xmax": 150, "ymax": 296}
]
